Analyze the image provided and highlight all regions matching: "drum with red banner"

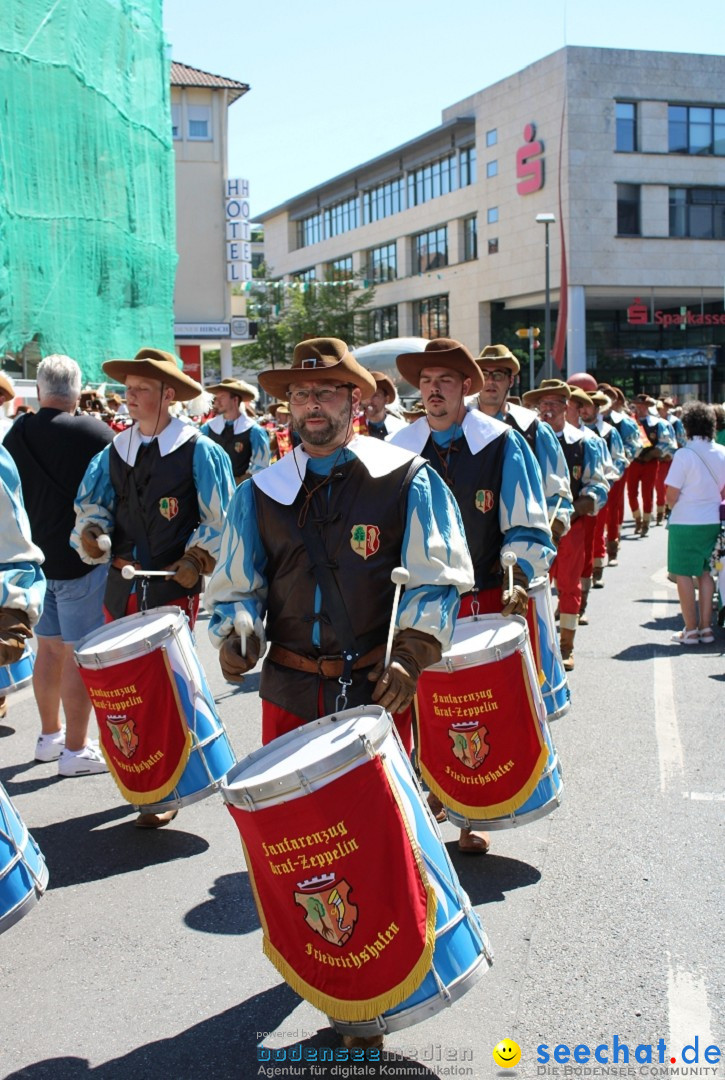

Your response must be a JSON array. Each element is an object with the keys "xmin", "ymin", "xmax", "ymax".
[
  {"xmin": 222, "ymin": 705, "xmax": 492, "ymax": 1034},
  {"xmin": 415, "ymin": 615, "xmax": 563, "ymax": 830},
  {"xmin": 74, "ymin": 607, "xmax": 236, "ymax": 813}
]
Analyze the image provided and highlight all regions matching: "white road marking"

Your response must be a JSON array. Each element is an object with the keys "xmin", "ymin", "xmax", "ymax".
[
  {"xmin": 667, "ymin": 958, "xmax": 716, "ymax": 1063},
  {"xmin": 682, "ymin": 791, "xmax": 725, "ymax": 802},
  {"xmin": 652, "ymin": 588, "xmax": 685, "ymax": 792}
]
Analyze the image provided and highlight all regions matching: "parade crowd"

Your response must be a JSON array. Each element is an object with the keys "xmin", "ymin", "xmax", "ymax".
[{"xmin": 1, "ymin": 339, "xmax": 724, "ymax": 1049}]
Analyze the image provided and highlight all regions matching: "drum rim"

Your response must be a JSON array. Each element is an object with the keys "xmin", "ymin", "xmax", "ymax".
[
  {"xmin": 74, "ymin": 606, "xmax": 187, "ymax": 668},
  {"xmin": 428, "ymin": 613, "xmax": 528, "ymax": 671},
  {"xmin": 222, "ymin": 705, "xmax": 391, "ymax": 809}
]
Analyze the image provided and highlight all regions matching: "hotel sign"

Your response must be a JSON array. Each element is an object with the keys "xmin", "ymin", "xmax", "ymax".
[
  {"xmin": 174, "ymin": 323, "xmax": 230, "ymax": 338},
  {"xmin": 226, "ymin": 178, "xmax": 253, "ymax": 283}
]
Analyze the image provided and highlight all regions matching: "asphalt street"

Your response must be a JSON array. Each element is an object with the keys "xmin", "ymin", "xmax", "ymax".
[{"xmin": 1, "ymin": 516, "xmax": 723, "ymax": 1080}]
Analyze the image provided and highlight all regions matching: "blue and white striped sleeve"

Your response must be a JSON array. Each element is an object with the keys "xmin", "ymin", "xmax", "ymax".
[
  {"xmin": 249, "ymin": 425, "xmax": 271, "ymax": 474},
  {"xmin": 581, "ymin": 438, "xmax": 610, "ymax": 511},
  {"xmin": 608, "ymin": 426, "xmax": 627, "ymax": 479},
  {"xmin": 71, "ymin": 446, "xmax": 116, "ymax": 565},
  {"xmin": 189, "ymin": 436, "xmax": 236, "ymax": 561},
  {"xmin": 498, "ymin": 430, "xmax": 555, "ymax": 582},
  {"xmin": 204, "ymin": 479, "xmax": 268, "ymax": 649},
  {"xmin": 617, "ymin": 414, "xmax": 642, "ymax": 462},
  {"xmin": 0, "ymin": 446, "xmax": 45, "ymax": 624},
  {"xmin": 534, "ymin": 422, "xmax": 573, "ymax": 533},
  {"xmin": 397, "ymin": 465, "xmax": 473, "ymax": 652}
]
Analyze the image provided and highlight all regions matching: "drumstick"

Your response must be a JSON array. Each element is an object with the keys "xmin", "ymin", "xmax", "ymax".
[
  {"xmin": 501, "ymin": 550, "xmax": 517, "ymax": 595},
  {"xmin": 120, "ymin": 565, "xmax": 175, "ymax": 580},
  {"xmin": 384, "ymin": 566, "xmax": 411, "ymax": 668},
  {"xmin": 234, "ymin": 610, "xmax": 254, "ymax": 658},
  {"xmin": 97, "ymin": 534, "xmax": 112, "ymax": 552},
  {"xmin": 548, "ymin": 496, "xmax": 563, "ymax": 530}
]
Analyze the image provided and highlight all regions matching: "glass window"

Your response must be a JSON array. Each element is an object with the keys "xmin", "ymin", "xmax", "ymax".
[
  {"xmin": 616, "ymin": 102, "xmax": 636, "ymax": 152},
  {"xmin": 486, "ymin": 159, "xmax": 498, "ymax": 178},
  {"xmin": 460, "ymin": 146, "xmax": 477, "ymax": 187},
  {"xmin": 367, "ymin": 305, "xmax": 398, "ymax": 340},
  {"xmin": 486, "ymin": 129, "xmax": 497, "ymax": 147},
  {"xmin": 367, "ymin": 242, "xmax": 397, "ymax": 283},
  {"xmin": 362, "ymin": 177, "xmax": 404, "ymax": 224},
  {"xmin": 463, "ymin": 216, "xmax": 477, "ymax": 261},
  {"xmin": 187, "ymin": 104, "xmax": 211, "ymax": 141},
  {"xmin": 293, "ymin": 268, "xmax": 316, "ymax": 283},
  {"xmin": 327, "ymin": 256, "xmax": 353, "ymax": 281},
  {"xmin": 323, "ymin": 195, "xmax": 359, "ymax": 238},
  {"xmin": 171, "ymin": 104, "xmax": 181, "ymax": 141},
  {"xmin": 487, "ymin": 207, "xmax": 498, "ymax": 225},
  {"xmin": 415, "ymin": 295, "xmax": 449, "ymax": 339},
  {"xmin": 617, "ymin": 183, "xmax": 640, "ymax": 235},
  {"xmin": 297, "ymin": 212, "xmax": 323, "ymax": 248},
  {"xmin": 413, "ymin": 227, "xmax": 448, "ymax": 273},
  {"xmin": 488, "ymin": 238, "xmax": 499, "ymax": 255},
  {"xmin": 669, "ymin": 187, "xmax": 725, "ymax": 239},
  {"xmin": 668, "ymin": 105, "xmax": 725, "ymax": 156},
  {"xmin": 407, "ymin": 154, "xmax": 458, "ymax": 208}
]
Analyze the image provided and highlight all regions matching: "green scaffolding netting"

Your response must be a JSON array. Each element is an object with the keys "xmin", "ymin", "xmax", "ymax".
[{"xmin": 0, "ymin": 0, "xmax": 177, "ymax": 382}]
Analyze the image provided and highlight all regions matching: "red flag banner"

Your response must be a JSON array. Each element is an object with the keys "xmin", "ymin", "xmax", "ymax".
[
  {"xmin": 416, "ymin": 649, "xmax": 548, "ymax": 819},
  {"xmin": 227, "ymin": 756, "xmax": 436, "ymax": 1021},
  {"xmin": 78, "ymin": 648, "xmax": 192, "ymax": 804}
]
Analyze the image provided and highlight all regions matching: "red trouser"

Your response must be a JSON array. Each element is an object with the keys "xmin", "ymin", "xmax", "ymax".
[
  {"xmin": 607, "ymin": 474, "xmax": 626, "ymax": 541},
  {"xmin": 626, "ymin": 459, "xmax": 658, "ymax": 515},
  {"xmin": 549, "ymin": 516, "xmax": 587, "ymax": 616},
  {"xmin": 103, "ymin": 593, "xmax": 199, "ymax": 628},
  {"xmin": 654, "ymin": 458, "xmax": 670, "ymax": 507},
  {"xmin": 262, "ymin": 697, "xmax": 413, "ymax": 754},
  {"xmin": 581, "ymin": 515, "xmax": 597, "ymax": 579},
  {"xmin": 593, "ymin": 506, "xmax": 607, "ymax": 563}
]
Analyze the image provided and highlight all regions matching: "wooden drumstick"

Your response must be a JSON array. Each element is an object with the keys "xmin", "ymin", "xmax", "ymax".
[
  {"xmin": 501, "ymin": 550, "xmax": 517, "ymax": 595},
  {"xmin": 234, "ymin": 610, "xmax": 254, "ymax": 658},
  {"xmin": 384, "ymin": 566, "xmax": 411, "ymax": 668},
  {"xmin": 548, "ymin": 495, "xmax": 563, "ymax": 530},
  {"xmin": 120, "ymin": 565, "xmax": 175, "ymax": 580},
  {"xmin": 97, "ymin": 534, "xmax": 112, "ymax": 552}
]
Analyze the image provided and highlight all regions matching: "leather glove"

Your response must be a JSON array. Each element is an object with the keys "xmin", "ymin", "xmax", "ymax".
[
  {"xmin": 571, "ymin": 494, "xmax": 596, "ymax": 521},
  {"xmin": 501, "ymin": 564, "xmax": 529, "ymax": 617},
  {"xmin": 0, "ymin": 608, "xmax": 32, "ymax": 666},
  {"xmin": 219, "ymin": 632, "xmax": 262, "ymax": 684},
  {"xmin": 81, "ymin": 524, "xmax": 106, "ymax": 559},
  {"xmin": 368, "ymin": 628, "xmax": 442, "ymax": 714},
  {"xmin": 168, "ymin": 546, "xmax": 215, "ymax": 590},
  {"xmin": 551, "ymin": 516, "xmax": 567, "ymax": 547}
]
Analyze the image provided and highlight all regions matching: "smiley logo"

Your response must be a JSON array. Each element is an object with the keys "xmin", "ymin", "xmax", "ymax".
[{"xmin": 492, "ymin": 1039, "xmax": 521, "ymax": 1068}]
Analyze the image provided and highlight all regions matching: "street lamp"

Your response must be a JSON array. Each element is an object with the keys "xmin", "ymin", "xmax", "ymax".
[{"xmin": 536, "ymin": 213, "xmax": 555, "ymax": 380}]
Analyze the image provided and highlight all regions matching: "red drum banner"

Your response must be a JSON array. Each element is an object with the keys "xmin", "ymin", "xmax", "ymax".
[
  {"xmin": 416, "ymin": 649, "xmax": 547, "ymax": 819},
  {"xmin": 227, "ymin": 756, "xmax": 436, "ymax": 1021},
  {"xmin": 78, "ymin": 649, "xmax": 192, "ymax": 804}
]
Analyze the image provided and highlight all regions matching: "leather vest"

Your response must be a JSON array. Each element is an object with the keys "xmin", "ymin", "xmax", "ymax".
[
  {"xmin": 105, "ymin": 435, "xmax": 201, "ymax": 618},
  {"xmin": 206, "ymin": 423, "xmax": 252, "ymax": 478},
  {"xmin": 505, "ymin": 410, "xmax": 538, "ymax": 453},
  {"xmin": 255, "ymin": 454, "xmax": 421, "ymax": 719},
  {"xmin": 557, "ymin": 434, "xmax": 586, "ymax": 501},
  {"xmin": 421, "ymin": 430, "xmax": 507, "ymax": 591}
]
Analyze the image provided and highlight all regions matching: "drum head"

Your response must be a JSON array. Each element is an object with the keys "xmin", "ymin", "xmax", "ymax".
[
  {"xmin": 434, "ymin": 614, "xmax": 526, "ymax": 670},
  {"xmin": 74, "ymin": 607, "xmax": 185, "ymax": 668},
  {"xmin": 223, "ymin": 705, "xmax": 391, "ymax": 809}
]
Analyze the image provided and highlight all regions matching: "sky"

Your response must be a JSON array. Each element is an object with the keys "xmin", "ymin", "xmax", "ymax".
[{"xmin": 163, "ymin": 0, "xmax": 725, "ymax": 218}]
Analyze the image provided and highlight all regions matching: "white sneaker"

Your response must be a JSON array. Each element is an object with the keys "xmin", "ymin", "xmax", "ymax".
[
  {"xmin": 35, "ymin": 730, "xmax": 66, "ymax": 762},
  {"xmin": 58, "ymin": 743, "xmax": 108, "ymax": 776}
]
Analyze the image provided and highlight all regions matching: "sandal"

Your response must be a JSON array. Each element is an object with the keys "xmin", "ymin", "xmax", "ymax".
[
  {"xmin": 671, "ymin": 629, "xmax": 700, "ymax": 646},
  {"xmin": 699, "ymin": 627, "xmax": 715, "ymax": 644}
]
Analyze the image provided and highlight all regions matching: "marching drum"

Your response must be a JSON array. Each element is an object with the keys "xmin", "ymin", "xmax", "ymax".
[
  {"xmin": 75, "ymin": 607, "xmax": 236, "ymax": 813},
  {"xmin": 222, "ymin": 705, "xmax": 492, "ymax": 1036},
  {"xmin": 0, "ymin": 782, "xmax": 49, "ymax": 935},
  {"xmin": 527, "ymin": 576, "xmax": 570, "ymax": 720},
  {"xmin": 416, "ymin": 615, "xmax": 563, "ymax": 832},
  {"xmin": 0, "ymin": 644, "xmax": 35, "ymax": 697}
]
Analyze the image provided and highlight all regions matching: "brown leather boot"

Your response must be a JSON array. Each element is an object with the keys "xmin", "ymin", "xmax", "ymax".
[
  {"xmin": 592, "ymin": 565, "xmax": 604, "ymax": 588},
  {"xmin": 641, "ymin": 513, "xmax": 652, "ymax": 538},
  {"xmin": 560, "ymin": 627, "xmax": 576, "ymax": 671},
  {"xmin": 578, "ymin": 579, "xmax": 591, "ymax": 626},
  {"xmin": 607, "ymin": 540, "xmax": 619, "ymax": 566},
  {"xmin": 633, "ymin": 510, "xmax": 643, "ymax": 535}
]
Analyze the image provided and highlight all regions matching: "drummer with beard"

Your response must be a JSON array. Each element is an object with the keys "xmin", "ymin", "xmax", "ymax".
[
  {"xmin": 71, "ymin": 347, "xmax": 235, "ymax": 827},
  {"xmin": 360, "ymin": 371, "xmax": 408, "ymax": 440},
  {"xmin": 389, "ymin": 338, "xmax": 555, "ymax": 854},
  {"xmin": 205, "ymin": 336, "xmax": 472, "ymax": 754}
]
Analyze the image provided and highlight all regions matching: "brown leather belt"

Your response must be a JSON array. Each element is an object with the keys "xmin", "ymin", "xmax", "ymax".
[{"xmin": 267, "ymin": 643, "xmax": 385, "ymax": 679}]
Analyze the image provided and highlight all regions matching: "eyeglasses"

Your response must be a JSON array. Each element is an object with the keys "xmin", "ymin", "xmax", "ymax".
[
  {"xmin": 287, "ymin": 384, "xmax": 352, "ymax": 404},
  {"xmin": 478, "ymin": 370, "xmax": 510, "ymax": 383}
]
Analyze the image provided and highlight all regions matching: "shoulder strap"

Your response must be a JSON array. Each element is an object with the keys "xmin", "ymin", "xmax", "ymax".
[{"xmin": 682, "ymin": 445, "xmax": 722, "ymax": 494}]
